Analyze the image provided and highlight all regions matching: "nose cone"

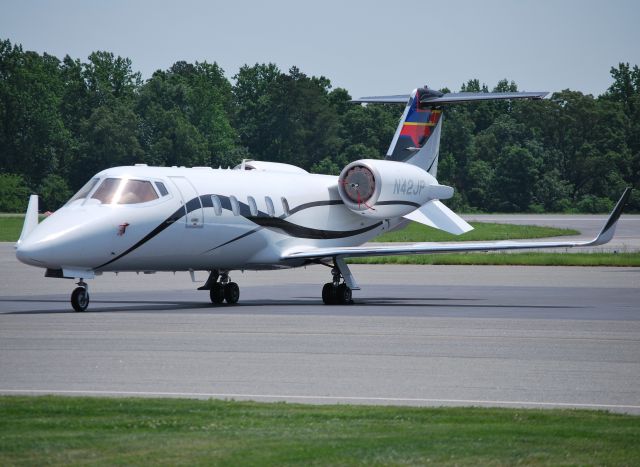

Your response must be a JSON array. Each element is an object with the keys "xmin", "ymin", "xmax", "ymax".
[
  {"xmin": 15, "ymin": 237, "xmax": 49, "ymax": 267},
  {"xmin": 15, "ymin": 215, "xmax": 80, "ymax": 268},
  {"xmin": 15, "ymin": 207, "xmax": 114, "ymax": 270}
]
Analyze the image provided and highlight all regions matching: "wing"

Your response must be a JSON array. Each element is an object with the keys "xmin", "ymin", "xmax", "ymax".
[{"xmin": 282, "ymin": 188, "xmax": 631, "ymax": 261}]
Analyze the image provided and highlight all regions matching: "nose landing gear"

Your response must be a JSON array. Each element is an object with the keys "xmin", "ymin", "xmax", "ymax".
[{"xmin": 71, "ymin": 280, "xmax": 89, "ymax": 312}]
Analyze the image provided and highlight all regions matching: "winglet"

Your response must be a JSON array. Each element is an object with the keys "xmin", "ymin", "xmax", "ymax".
[
  {"xmin": 588, "ymin": 187, "xmax": 632, "ymax": 246},
  {"xmin": 16, "ymin": 194, "xmax": 39, "ymax": 248}
]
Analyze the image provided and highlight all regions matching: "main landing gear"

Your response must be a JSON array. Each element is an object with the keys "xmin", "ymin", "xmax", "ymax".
[
  {"xmin": 71, "ymin": 280, "xmax": 89, "ymax": 312},
  {"xmin": 200, "ymin": 271, "xmax": 240, "ymax": 305},
  {"xmin": 321, "ymin": 258, "xmax": 357, "ymax": 305}
]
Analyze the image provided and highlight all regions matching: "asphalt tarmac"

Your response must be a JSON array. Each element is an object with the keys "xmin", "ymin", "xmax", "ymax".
[
  {"xmin": 1, "ymin": 241, "xmax": 639, "ymax": 413},
  {"xmin": 464, "ymin": 213, "xmax": 640, "ymax": 252}
]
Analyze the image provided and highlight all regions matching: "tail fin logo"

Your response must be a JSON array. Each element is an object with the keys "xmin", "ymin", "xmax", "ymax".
[
  {"xmin": 388, "ymin": 90, "xmax": 442, "ymax": 163},
  {"xmin": 399, "ymin": 106, "xmax": 441, "ymax": 148}
]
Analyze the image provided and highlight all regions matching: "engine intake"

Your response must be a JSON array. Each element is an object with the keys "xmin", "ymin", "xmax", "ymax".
[{"xmin": 338, "ymin": 159, "xmax": 452, "ymax": 219}]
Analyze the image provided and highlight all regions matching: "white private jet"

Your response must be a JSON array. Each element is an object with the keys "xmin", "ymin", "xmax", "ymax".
[{"xmin": 15, "ymin": 86, "xmax": 631, "ymax": 311}]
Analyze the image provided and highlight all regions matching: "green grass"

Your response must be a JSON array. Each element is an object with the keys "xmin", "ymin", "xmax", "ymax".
[
  {"xmin": 350, "ymin": 252, "xmax": 640, "ymax": 267},
  {"xmin": 0, "ymin": 396, "xmax": 638, "ymax": 466},
  {"xmin": 375, "ymin": 221, "xmax": 578, "ymax": 242},
  {"xmin": 0, "ymin": 216, "xmax": 27, "ymax": 242}
]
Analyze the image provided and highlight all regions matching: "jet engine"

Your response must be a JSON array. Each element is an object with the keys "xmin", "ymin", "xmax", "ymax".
[{"xmin": 337, "ymin": 159, "xmax": 453, "ymax": 219}]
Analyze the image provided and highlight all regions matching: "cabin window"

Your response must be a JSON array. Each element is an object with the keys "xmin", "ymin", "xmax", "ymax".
[
  {"xmin": 247, "ymin": 196, "xmax": 258, "ymax": 216},
  {"xmin": 155, "ymin": 181, "xmax": 169, "ymax": 197},
  {"xmin": 91, "ymin": 178, "xmax": 159, "ymax": 205},
  {"xmin": 66, "ymin": 178, "xmax": 100, "ymax": 205},
  {"xmin": 211, "ymin": 195, "xmax": 222, "ymax": 216},
  {"xmin": 265, "ymin": 196, "xmax": 275, "ymax": 217},
  {"xmin": 281, "ymin": 197, "xmax": 290, "ymax": 216},
  {"xmin": 229, "ymin": 195, "xmax": 240, "ymax": 216}
]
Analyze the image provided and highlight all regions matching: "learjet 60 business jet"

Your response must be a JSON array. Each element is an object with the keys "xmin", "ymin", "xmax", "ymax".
[{"xmin": 15, "ymin": 86, "xmax": 631, "ymax": 311}]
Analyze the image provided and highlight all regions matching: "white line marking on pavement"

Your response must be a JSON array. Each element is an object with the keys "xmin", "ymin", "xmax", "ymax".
[{"xmin": 2, "ymin": 389, "xmax": 639, "ymax": 411}]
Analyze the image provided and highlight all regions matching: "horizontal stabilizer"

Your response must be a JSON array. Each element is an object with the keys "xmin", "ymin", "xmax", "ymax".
[
  {"xmin": 352, "ymin": 91, "xmax": 548, "ymax": 105},
  {"xmin": 16, "ymin": 195, "xmax": 39, "ymax": 248},
  {"xmin": 403, "ymin": 200, "xmax": 473, "ymax": 235}
]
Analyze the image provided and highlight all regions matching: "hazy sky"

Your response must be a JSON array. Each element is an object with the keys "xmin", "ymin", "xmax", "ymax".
[{"xmin": 2, "ymin": 0, "xmax": 639, "ymax": 98}]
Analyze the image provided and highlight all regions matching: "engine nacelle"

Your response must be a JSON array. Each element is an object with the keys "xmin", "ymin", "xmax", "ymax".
[{"xmin": 338, "ymin": 159, "xmax": 453, "ymax": 218}]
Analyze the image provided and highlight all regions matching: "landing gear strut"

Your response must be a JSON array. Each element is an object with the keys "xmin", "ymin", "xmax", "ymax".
[
  {"xmin": 71, "ymin": 280, "xmax": 89, "ymax": 312},
  {"xmin": 201, "ymin": 271, "xmax": 240, "ymax": 305},
  {"xmin": 322, "ymin": 258, "xmax": 356, "ymax": 305}
]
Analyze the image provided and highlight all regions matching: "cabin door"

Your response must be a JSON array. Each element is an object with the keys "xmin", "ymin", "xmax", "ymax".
[{"xmin": 168, "ymin": 176, "xmax": 204, "ymax": 228}]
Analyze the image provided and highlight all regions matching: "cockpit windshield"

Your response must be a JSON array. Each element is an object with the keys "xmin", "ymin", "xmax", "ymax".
[
  {"xmin": 91, "ymin": 178, "xmax": 159, "ymax": 205},
  {"xmin": 65, "ymin": 178, "xmax": 100, "ymax": 205}
]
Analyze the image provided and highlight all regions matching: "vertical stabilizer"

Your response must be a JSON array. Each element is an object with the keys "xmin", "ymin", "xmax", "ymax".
[{"xmin": 386, "ymin": 88, "xmax": 443, "ymax": 176}]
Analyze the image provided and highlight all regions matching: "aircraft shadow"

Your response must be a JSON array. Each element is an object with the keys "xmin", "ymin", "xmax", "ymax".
[{"xmin": 2, "ymin": 296, "xmax": 582, "ymax": 314}]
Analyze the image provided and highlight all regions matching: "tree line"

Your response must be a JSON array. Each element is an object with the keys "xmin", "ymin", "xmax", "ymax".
[{"xmin": 0, "ymin": 38, "xmax": 638, "ymax": 212}]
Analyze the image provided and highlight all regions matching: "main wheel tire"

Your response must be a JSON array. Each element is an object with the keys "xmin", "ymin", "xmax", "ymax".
[
  {"xmin": 322, "ymin": 282, "xmax": 337, "ymax": 305},
  {"xmin": 210, "ymin": 283, "xmax": 225, "ymax": 304},
  {"xmin": 337, "ymin": 284, "xmax": 352, "ymax": 304},
  {"xmin": 71, "ymin": 287, "xmax": 89, "ymax": 312},
  {"xmin": 224, "ymin": 282, "xmax": 240, "ymax": 304}
]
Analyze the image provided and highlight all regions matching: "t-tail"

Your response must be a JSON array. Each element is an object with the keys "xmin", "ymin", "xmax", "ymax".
[
  {"xmin": 352, "ymin": 86, "xmax": 548, "ymax": 177},
  {"xmin": 350, "ymin": 85, "xmax": 548, "ymax": 235}
]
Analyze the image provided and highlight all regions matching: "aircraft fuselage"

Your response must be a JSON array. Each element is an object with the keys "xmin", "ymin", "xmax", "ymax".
[{"xmin": 16, "ymin": 165, "xmax": 395, "ymax": 274}]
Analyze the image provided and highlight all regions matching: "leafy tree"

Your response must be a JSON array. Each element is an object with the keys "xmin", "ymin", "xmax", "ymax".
[
  {"xmin": 137, "ymin": 62, "xmax": 237, "ymax": 168},
  {"xmin": 0, "ymin": 38, "xmax": 637, "ymax": 213},
  {"xmin": 0, "ymin": 40, "xmax": 71, "ymax": 187},
  {"xmin": 38, "ymin": 173, "xmax": 71, "ymax": 211},
  {"xmin": 491, "ymin": 145, "xmax": 541, "ymax": 211},
  {"xmin": 83, "ymin": 51, "xmax": 141, "ymax": 107},
  {"xmin": 74, "ymin": 101, "xmax": 145, "ymax": 179},
  {"xmin": 0, "ymin": 173, "xmax": 30, "ymax": 212}
]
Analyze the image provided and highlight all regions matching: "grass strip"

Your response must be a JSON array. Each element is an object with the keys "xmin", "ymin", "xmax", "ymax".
[
  {"xmin": 350, "ymin": 252, "xmax": 640, "ymax": 266},
  {"xmin": 374, "ymin": 221, "xmax": 578, "ymax": 242},
  {"xmin": 0, "ymin": 216, "xmax": 27, "ymax": 242},
  {"xmin": 0, "ymin": 396, "xmax": 638, "ymax": 465}
]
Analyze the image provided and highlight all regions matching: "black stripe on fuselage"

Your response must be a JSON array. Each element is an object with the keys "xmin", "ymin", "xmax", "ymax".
[
  {"xmin": 247, "ymin": 216, "xmax": 382, "ymax": 240},
  {"xmin": 95, "ymin": 205, "xmax": 185, "ymax": 269},
  {"xmin": 94, "ymin": 194, "xmax": 380, "ymax": 269}
]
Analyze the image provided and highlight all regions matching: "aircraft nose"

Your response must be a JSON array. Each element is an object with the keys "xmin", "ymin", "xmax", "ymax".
[
  {"xmin": 15, "ymin": 208, "xmax": 112, "ymax": 270},
  {"xmin": 15, "ymin": 237, "xmax": 48, "ymax": 267},
  {"xmin": 16, "ymin": 211, "xmax": 96, "ymax": 269}
]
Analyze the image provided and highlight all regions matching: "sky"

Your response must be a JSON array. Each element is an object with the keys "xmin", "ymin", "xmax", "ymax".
[{"xmin": 2, "ymin": 0, "xmax": 639, "ymax": 98}]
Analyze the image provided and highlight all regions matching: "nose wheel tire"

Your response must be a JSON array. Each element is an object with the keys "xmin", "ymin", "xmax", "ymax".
[
  {"xmin": 223, "ymin": 282, "xmax": 240, "ymax": 304},
  {"xmin": 71, "ymin": 287, "xmax": 89, "ymax": 312}
]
